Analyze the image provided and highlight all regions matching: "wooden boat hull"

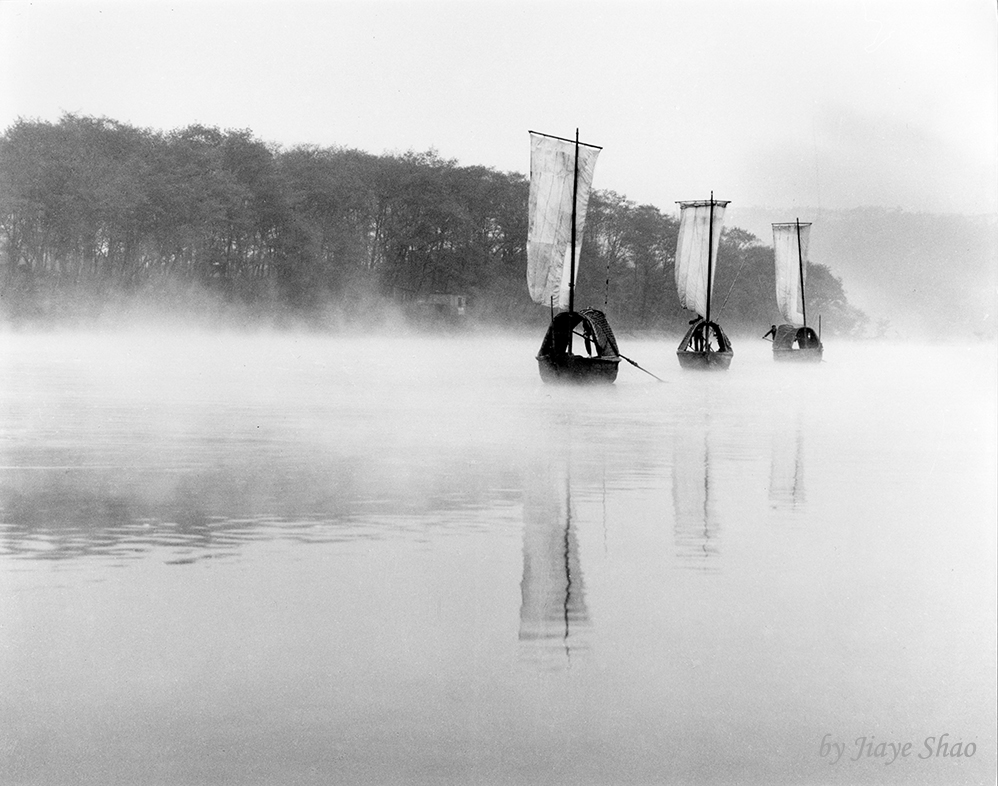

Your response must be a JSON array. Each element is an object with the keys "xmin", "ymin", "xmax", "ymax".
[
  {"xmin": 769, "ymin": 325, "xmax": 822, "ymax": 362},
  {"xmin": 676, "ymin": 319, "xmax": 733, "ymax": 371},
  {"xmin": 536, "ymin": 309, "xmax": 621, "ymax": 385},
  {"xmin": 773, "ymin": 347, "xmax": 823, "ymax": 363},
  {"xmin": 676, "ymin": 350, "xmax": 733, "ymax": 371},
  {"xmin": 537, "ymin": 354, "xmax": 619, "ymax": 384}
]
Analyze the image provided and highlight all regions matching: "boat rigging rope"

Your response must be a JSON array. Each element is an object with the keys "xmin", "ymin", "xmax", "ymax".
[
  {"xmin": 604, "ymin": 256, "xmax": 611, "ymax": 310},
  {"xmin": 715, "ymin": 252, "xmax": 749, "ymax": 318}
]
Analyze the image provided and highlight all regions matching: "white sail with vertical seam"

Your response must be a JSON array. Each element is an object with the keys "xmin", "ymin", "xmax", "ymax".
[
  {"xmin": 675, "ymin": 200, "xmax": 729, "ymax": 318},
  {"xmin": 527, "ymin": 133, "xmax": 600, "ymax": 309},
  {"xmin": 772, "ymin": 222, "xmax": 811, "ymax": 326}
]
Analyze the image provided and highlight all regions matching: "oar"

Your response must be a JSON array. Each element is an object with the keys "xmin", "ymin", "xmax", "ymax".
[
  {"xmin": 570, "ymin": 330, "xmax": 667, "ymax": 382},
  {"xmin": 620, "ymin": 354, "xmax": 667, "ymax": 382}
]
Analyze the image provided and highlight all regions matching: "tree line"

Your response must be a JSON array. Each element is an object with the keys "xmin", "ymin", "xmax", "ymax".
[{"xmin": 0, "ymin": 114, "xmax": 866, "ymax": 335}]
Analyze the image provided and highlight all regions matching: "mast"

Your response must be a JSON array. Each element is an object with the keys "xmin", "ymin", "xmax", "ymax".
[
  {"xmin": 796, "ymin": 218, "xmax": 807, "ymax": 328},
  {"xmin": 705, "ymin": 191, "xmax": 715, "ymax": 326},
  {"xmin": 569, "ymin": 129, "xmax": 579, "ymax": 316},
  {"xmin": 567, "ymin": 129, "xmax": 579, "ymax": 353}
]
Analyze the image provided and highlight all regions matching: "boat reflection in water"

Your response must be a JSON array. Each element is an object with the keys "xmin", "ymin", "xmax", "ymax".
[
  {"xmin": 671, "ymin": 411, "xmax": 721, "ymax": 570},
  {"xmin": 769, "ymin": 413, "xmax": 807, "ymax": 510},
  {"xmin": 519, "ymin": 458, "xmax": 590, "ymax": 669}
]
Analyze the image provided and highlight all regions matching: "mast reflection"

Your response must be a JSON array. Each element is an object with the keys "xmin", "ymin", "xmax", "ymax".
[
  {"xmin": 671, "ymin": 411, "xmax": 721, "ymax": 570},
  {"xmin": 519, "ymin": 458, "xmax": 590, "ymax": 669},
  {"xmin": 769, "ymin": 411, "xmax": 807, "ymax": 510}
]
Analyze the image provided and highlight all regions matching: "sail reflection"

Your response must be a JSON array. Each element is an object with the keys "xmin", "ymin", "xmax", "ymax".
[
  {"xmin": 671, "ymin": 411, "xmax": 721, "ymax": 570},
  {"xmin": 519, "ymin": 457, "xmax": 590, "ymax": 669}
]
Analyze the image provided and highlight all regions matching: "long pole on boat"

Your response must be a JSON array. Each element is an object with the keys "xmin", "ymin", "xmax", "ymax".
[
  {"xmin": 796, "ymin": 217, "xmax": 808, "ymax": 328},
  {"xmin": 569, "ymin": 328, "xmax": 666, "ymax": 382},
  {"xmin": 705, "ymin": 192, "xmax": 715, "ymax": 329}
]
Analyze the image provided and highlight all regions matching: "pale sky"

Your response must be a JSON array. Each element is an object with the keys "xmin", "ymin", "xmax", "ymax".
[{"xmin": 2, "ymin": 0, "xmax": 996, "ymax": 221}]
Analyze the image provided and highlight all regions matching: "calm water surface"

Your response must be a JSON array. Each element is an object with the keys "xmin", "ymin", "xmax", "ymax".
[{"xmin": 1, "ymin": 330, "xmax": 995, "ymax": 785}]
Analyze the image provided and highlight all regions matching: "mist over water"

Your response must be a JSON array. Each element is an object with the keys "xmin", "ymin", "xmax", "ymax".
[{"xmin": 1, "ymin": 330, "xmax": 995, "ymax": 784}]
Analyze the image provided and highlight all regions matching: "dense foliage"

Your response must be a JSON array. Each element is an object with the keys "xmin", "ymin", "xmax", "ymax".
[{"xmin": 0, "ymin": 114, "xmax": 866, "ymax": 335}]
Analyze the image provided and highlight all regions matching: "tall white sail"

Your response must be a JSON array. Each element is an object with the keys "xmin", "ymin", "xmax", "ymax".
[
  {"xmin": 527, "ymin": 132, "xmax": 600, "ymax": 309},
  {"xmin": 675, "ymin": 199, "xmax": 729, "ymax": 319},
  {"xmin": 772, "ymin": 222, "xmax": 812, "ymax": 325}
]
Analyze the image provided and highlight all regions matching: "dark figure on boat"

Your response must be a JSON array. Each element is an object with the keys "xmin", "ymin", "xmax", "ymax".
[
  {"xmin": 679, "ymin": 318, "xmax": 730, "ymax": 354},
  {"xmin": 536, "ymin": 308, "xmax": 620, "ymax": 384},
  {"xmin": 771, "ymin": 324, "xmax": 821, "ymax": 350},
  {"xmin": 676, "ymin": 317, "xmax": 733, "ymax": 370},
  {"xmin": 770, "ymin": 323, "xmax": 823, "ymax": 362}
]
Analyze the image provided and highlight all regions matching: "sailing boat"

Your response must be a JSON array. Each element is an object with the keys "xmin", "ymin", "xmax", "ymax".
[
  {"xmin": 674, "ymin": 194, "xmax": 733, "ymax": 370},
  {"xmin": 528, "ymin": 129, "xmax": 620, "ymax": 384},
  {"xmin": 767, "ymin": 220, "xmax": 823, "ymax": 362}
]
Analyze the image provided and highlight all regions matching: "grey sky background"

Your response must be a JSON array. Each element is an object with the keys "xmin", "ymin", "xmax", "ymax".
[{"xmin": 2, "ymin": 0, "xmax": 996, "ymax": 225}]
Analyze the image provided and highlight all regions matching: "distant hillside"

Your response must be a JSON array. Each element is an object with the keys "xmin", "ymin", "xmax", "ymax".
[{"xmin": 731, "ymin": 206, "xmax": 998, "ymax": 339}]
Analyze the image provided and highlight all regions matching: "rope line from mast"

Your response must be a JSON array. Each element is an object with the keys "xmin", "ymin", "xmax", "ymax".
[
  {"xmin": 715, "ymin": 251, "xmax": 749, "ymax": 318},
  {"xmin": 604, "ymin": 255, "xmax": 611, "ymax": 310}
]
